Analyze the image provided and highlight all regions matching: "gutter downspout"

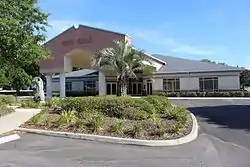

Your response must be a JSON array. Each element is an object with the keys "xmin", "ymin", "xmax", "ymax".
[{"xmin": 187, "ymin": 72, "xmax": 190, "ymax": 93}]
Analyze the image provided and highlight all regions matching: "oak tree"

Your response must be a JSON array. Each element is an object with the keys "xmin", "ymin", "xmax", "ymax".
[{"xmin": 0, "ymin": 0, "xmax": 49, "ymax": 92}]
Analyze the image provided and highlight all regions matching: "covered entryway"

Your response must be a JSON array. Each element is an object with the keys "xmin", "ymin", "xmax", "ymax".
[{"xmin": 40, "ymin": 25, "xmax": 128, "ymax": 98}]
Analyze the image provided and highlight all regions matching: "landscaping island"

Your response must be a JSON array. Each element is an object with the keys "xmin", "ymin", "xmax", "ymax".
[
  {"xmin": 20, "ymin": 96, "xmax": 193, "ymax": 140},
  {"xmin": 0, "ymin": 95, "xmax": 15, "ymax": 117}
]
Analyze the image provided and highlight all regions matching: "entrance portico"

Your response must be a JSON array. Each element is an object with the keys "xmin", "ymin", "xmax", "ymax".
[
  {"xmin": 40, "ymin": 24, "xmax": 165, "ymax": 98},
  {"xmin": 40, "ymin": 24, "xmax": 131, "ymax": 98}
]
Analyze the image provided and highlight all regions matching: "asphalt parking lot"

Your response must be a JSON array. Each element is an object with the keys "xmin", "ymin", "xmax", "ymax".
[
  {"xmin": 171, "ymin": 99, "xmax": 250, "ymax": 149},
  {"xmin": 0, "ymin": 99, "xmax": 250, "ymax": 167}
]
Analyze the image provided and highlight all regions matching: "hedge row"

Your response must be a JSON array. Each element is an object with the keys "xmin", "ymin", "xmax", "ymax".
[
  {"xmin": 0, "ymin": 91, "xmax": 33, "ymax": 96},
  {"xmin": 0, "ymin": 95, "xmax": 16, "ymax": 104},
  {"xmin": 47, "ymin": 96, "xmax": 186, "ymax": 121},
  {"xmin": 161, "ymin": 91, "xmax": 250, "ymax": 97}
]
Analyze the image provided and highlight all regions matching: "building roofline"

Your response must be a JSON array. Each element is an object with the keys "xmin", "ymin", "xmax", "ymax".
[
  {"xmin": 155, "ymin": 69, "xmax": 242, "ymax": 75},
  {"xmin": 143, "ymin": 52, "xmax": 167, "ymax": 65},
  {"xmin": 130, "ymin": 47, "xmax": 167, "ymax": 65},
  {"xmin": 43, "ymin": 26, "xmax": 75, "ymax": 46},
  {"xmin": 44, "ymin": 24, "xmax": 129, "ymax": 46},
  {"xmin": 78, "ymin": 24, "xmax": 127, "ymax": 37}
]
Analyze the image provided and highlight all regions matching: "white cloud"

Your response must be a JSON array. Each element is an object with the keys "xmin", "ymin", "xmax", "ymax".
[
  {"xmin": 132, "ymin": 28, "xmax": 217, "ymax": 55},
  {"xmin": 171, "ymin": 45, "xmax": 217, "ymax": 55}
]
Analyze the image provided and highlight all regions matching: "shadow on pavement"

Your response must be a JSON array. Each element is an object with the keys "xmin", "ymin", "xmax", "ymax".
[{"xmin": 188, "ymin": 105, "xmax": 250, "ymax": 132}]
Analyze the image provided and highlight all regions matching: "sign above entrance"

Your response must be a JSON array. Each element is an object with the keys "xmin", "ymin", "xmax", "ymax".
[{"xmin": 61, "ymin": 36, "xmax": 92, "ymax": 46}]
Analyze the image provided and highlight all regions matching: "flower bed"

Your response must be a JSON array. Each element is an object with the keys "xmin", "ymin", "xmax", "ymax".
[{"xmin": 22, "ymin": 96, "xmax": 192, "ymax": 140}]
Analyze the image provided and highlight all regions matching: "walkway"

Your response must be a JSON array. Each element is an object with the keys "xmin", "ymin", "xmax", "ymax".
[{"xmin": 0, "ymin": 108, "xmax": 41, "ymax": 134}]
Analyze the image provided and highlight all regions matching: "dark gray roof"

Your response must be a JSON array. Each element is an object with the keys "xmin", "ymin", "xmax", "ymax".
[
  {"xmin": 153, "ymin": 54, "xmax": 242, "ymax": 73},
  {"xmin": 52, "ymin": 69, "xmax": 97, "ymax": 79}
]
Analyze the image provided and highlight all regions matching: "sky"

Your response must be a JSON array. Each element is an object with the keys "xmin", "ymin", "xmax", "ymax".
[{"xmin": 39, "ymin": 0, "xmax": 250, "ymax": 68}]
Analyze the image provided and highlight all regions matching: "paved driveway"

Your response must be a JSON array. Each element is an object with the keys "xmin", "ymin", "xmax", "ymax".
[
  {"xmin": 171, "ymin": 99, "xmax": 250, "ymax": 150},
  {"xmin": 0, "ymin": 99, "xmax": 250, "ymax": 167}
]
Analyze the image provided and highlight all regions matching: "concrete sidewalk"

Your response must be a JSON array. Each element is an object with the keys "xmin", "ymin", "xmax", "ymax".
[{"xmin": 0, "ymin": 108, "xmax": 41, "ymax": 134}]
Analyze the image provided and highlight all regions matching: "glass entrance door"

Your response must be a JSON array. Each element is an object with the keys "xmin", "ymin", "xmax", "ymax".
[
  {"xmin": 106, "ymin": 83, "xmax": 117, "ymax": 95},
  {"xmin": 146, "ymin": 81, "xmax": 152, "ymax": 95},
  {"xmin": 130, "ymin": 82, "xmax": 142, "ymax": 95}
]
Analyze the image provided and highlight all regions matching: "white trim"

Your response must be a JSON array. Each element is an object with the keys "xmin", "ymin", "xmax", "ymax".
[
  {"xmin": 46, "ymin": 75, "xmax": 52, "ymax": 99},
  {"xmin": 143, "ymin": 52, "xmax": 167, "ymax": 65},
  {"xmin": 0, "ymin": 134, "xmax": 20, "ymax": 145},
  {"xmin": 16, "ymin": 113, "xmax": 198, "ymax": 147},
  {"xmin": 59, "ymin": 72, "xmax": 66, "ymax": 98},
  {"xmin": 132, "ymin": 47, "xmax": 167, "ymax": 65}
]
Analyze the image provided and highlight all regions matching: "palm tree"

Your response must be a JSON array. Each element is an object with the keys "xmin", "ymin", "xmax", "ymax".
[{"xmin": 92, "ymin": 39, "xmax": 153, "ymax": 96}]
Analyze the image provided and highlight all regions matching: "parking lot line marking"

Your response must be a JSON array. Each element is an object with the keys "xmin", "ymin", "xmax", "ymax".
[{"xmin": 0, "ymin": 134, "xmax": 20, "ymax": 145}]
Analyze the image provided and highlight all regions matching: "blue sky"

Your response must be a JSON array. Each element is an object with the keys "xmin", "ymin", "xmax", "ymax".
[{"xmin": 39, "ymin": 0, "xmax": 250, "ymax": 68}]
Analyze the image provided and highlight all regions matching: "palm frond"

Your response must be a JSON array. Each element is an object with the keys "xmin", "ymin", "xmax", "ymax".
[{"xmin": 92, "ymin": 39, "xmax": 153, "ymax": 76}]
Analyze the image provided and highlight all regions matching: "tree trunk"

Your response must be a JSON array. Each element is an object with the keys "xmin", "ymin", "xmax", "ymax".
[
  {"xmin": 120, "ymin": 80, "xmax": 127, "ymax": 96},
  {"xmin": 16, "ymin": 88, "xmax": 20, "ymax": 97},
  {"xmin": 117, "ymin": 75, "xmax": 128, "ymax": 96}
]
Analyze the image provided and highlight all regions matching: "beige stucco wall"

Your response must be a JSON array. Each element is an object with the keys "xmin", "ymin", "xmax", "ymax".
[
  {"xmin": 152, "ymin": 71, "xmax": 241, "ymax": 92},
  {"xmin": 51, "ymin": 70, "xmax": 241, "ymax": 94},
  {"xmin": 218, "ymin": 76, "xmax": 240, "ymax": 90},
  {"xmin": 180, "ymin": 77, "xmax": 199, "ymax": 91}
]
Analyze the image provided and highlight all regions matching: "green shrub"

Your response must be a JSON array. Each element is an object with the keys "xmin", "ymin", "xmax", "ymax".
[
  {"xmin": 21, "ymin": 100, "xmax": 40, "ymax": 108},
  {"xmin": 0, "ymin": 105, "xmax": 14, "ymax": 117},
  {"xmin": 162, "ymin": 91, "xmax": 250, "ymax": 97},
  {"xmin": 29, "ymin": 110, "xmax": 49, "ymax": 125},
  {"xmin": 150, "ymin": 111, "xmax": 158, "ymax": 123},
  {"xmin": 131, "ymin": 122, "xmax": 142, "ymax": 138},
  {"xmin": 169, "ymin": 122, "xmax": 182, "ymax": 134},
  {"xmin": 244, "ymin": 91, "xmax": 250, "ymax": 97},
  {"xmin": 46, "ymin": 97, "xmax": 62, "ymax": 108},
  {"xmin": 74, "ymin": 119, "xmax": 86, "ymax": 130},
  {"xmin": 60, "ymin": 96, "xmax": 155, "ymax": 120},
  {"xmin": 168, "ymin": 106, "xmax": 188, "ymax": 124},
  {"xmin": 155, "ymin": 119, "xmax": 165, "ymax": 137},
  {"xmin": 180, "ymin": 92, "xmax": 197, "ymax": 97},
  {"xmin": 0, "ymin": 95, "xmax": 16, "ymax": 105},
  {"xmin": 88, "ymin": 113, "xmax": 105, "ymax": 132},
  {"xmin": 59, "ymin": 110, "xmax": 77, "ymax": 125},
  {"xmin": 109, "ymin": 119, "xmax": 124, "ymax": 135},
  {"xmin": 144, "ymin": 96, "xmax": 171, "ymax": 114}
]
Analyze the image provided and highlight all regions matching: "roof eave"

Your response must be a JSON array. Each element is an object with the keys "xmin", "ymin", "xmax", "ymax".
[{"xmin": 156, "ymin": 69, "xmax": 242, "ymax": 74}]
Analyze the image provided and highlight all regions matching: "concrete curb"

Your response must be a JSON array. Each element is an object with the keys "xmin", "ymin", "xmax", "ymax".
[
  {"xmin": 14, "ymin": 108, "xmax": 42, "ymax": 112},
  {"xmin": 0, "ymin": 134, "xmax": 20, "ymax": 145},
  {"xmin": 16, "ymin": 113, "xmax": 198, "ymax": 147},
  {"xmin": 7, "ymin": 106, "xmax": 20, "ymax": 109}
]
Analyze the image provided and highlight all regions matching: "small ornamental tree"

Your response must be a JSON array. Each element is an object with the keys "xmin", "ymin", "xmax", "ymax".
[{"xmin": 92, "ymin": 39, "xmax": 153, "ymax": 96}]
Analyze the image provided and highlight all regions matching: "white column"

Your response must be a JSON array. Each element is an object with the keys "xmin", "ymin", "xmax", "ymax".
[
  {"xmin": 98, "ymin": 71, "xmax": 106, "ymax": 95},
  {"xmin": 60, "ymin": 72, "xmax": 66, "ymax": 98},
  {"xmin": 45, "ymin": 74, "xmax": 52, "ymax": 99}
]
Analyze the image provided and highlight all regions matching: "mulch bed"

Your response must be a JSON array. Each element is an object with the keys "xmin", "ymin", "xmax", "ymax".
[{"xmin": 21, "ymin": 112, "xmax": 193, "ymax": 140}]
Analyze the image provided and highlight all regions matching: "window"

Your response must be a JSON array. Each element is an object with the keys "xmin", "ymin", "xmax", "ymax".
[
  {"xmin": 83, "ymin": 81, "xmax": 97, "ymax": 95},
  {"xmin": 66, "ymin": 82, "xmax": 72, "ymax": 91},
  {"xmin": 84, "ymin": 81, "xmax": 96, "ymax": 90},
  {"xmin": 199, "ymin": 77, "xmax": 218, "ymax": 91},
  {"xmin": 163, "ymin": 78, "xmax": 180, "ymax": 92}
]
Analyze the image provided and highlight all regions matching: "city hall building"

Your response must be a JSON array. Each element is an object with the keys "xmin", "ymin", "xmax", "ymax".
[{"xmin": 40, "ymin": 25, "xmax": 242, "ymax": 98}]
